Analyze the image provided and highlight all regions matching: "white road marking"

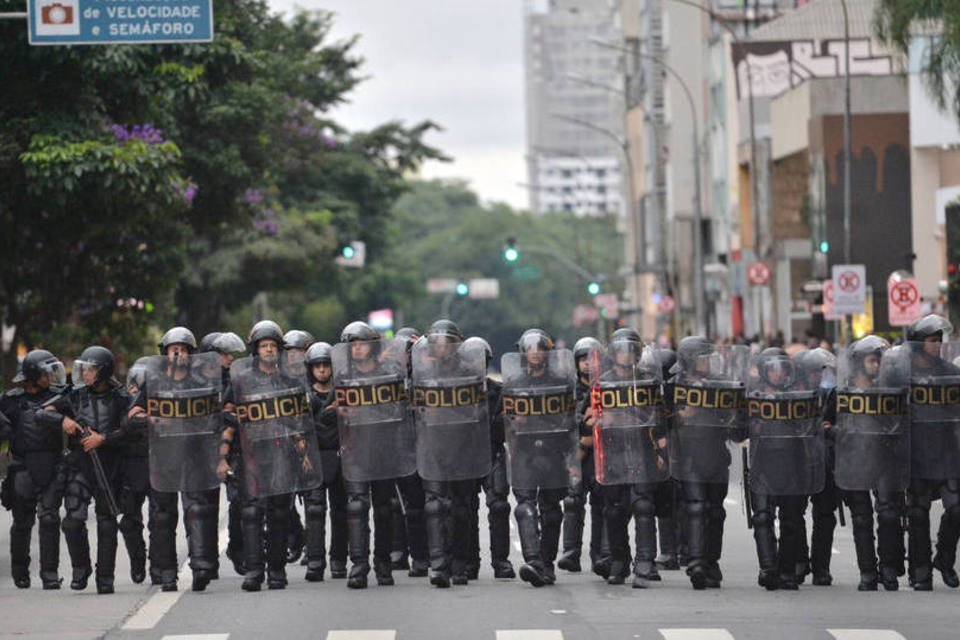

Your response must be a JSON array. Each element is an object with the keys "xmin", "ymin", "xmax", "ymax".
[
  {"xmin": 496, "ymin": 632, "xmax": 564, "ymax": 640},
  {"xmin": 123, "ymin": 520, "xmax": 230, "ymax": 630},
  {"xmin": 549, "ymin": 609, "xmax": 567, "ymax": 615},
  {"xmin": 123, "ymin": 591, "xmax": 186, "ymax": 631},
  {"xmin": 828, "ymin": 631, "xmax": 907, "ymax": 640},
  {"xmin": 325, "ymin": 632, "xmax": 396, "ymax": 640},
  {"xmin": 161, "ymin": 636, "xmax": 230, "ymax": 640},
  {"xmin": 659, "ymin": 630, "xmax": 735, "ymax": 640}
]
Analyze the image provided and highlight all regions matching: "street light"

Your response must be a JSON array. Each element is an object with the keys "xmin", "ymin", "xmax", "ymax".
[{"xmin": 589, "ymin": 38, "xmax": 707, "ymax": 337}]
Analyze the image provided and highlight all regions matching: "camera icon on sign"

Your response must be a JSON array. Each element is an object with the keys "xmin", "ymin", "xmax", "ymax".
[
  {"xmin": 41, "ymin": 2, "xmax": 73, "ymax": 24},
  {"xmin": 35, "ymin": 0, "xmax": 80, "ymax": 36}
]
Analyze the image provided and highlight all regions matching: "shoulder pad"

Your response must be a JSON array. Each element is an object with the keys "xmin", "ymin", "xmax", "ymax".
[{"xmin": 3, "ymin": 388, "xmax": 25, "ymax": 398}]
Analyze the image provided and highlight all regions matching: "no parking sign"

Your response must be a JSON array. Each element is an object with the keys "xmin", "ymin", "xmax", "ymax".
[{"xmin": 887, "ymin": 271, "xmax": 922, "ymax": 327}]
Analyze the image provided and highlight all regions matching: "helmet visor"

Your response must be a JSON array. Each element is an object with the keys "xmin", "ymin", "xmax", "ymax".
[
  {"xmin": 41, "ymin": 359, "xmax": 67, "ymax": 387},
  {"xmin": 71, "ymin": 359, "xmax": 101, "ymax": 388}
]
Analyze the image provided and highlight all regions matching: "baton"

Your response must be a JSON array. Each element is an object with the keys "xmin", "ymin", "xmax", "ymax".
[{"xmin": 741, "ymin": 446, "xmax": 753, "ymax": 529}]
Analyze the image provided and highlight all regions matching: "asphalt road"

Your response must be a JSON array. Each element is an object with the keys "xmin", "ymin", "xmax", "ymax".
[{"xmin": 0, "ymin": 455, "xmax": 956, "ymax": 640}]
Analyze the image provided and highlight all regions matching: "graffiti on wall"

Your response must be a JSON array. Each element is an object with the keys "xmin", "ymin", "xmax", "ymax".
[{"xmin": 731, "ymin": 39, "xmax": 893, "ymax": 99}]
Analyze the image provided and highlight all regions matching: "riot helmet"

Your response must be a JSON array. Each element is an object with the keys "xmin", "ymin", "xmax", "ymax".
[
  {"xmin": 756, "ymin": 347, "xmax": 794, "ymax": 389},
  {"xmin": 199, "ymin": 332, "xmax": 223, "ymax": 354},
  {"xmin": 212, "ymin": 332, "xmax": 246, "ymax": 357},
  {"xmin": 341, "ymin": 321, "xmax": 380, "ymax": 364},
  {"xmin": 658, "ymin": 348, "xmax": 677, "ymax": 381},
  {"xmin": 247, "ymin": 320, "xmax": 284, "ymax": 353},
  {"xmin": 673, "ymin": 336, "xmax": 714, "ymax": 376},
  {"xmin": 283, "ymin": 330, "xmax": 315, "ymax": 351},
  {"xmin": 159, "ymin": 327, "xmax": 197, "ymax": 355},
  {"xmin": 907, "ymin": 314, "xmax": 953, "ymax": 344},
  {"xmin": 304, "ymin": 341, "xmax": 333, "ymax": 384},
  {"xmin": 573, "ymin": 337, "xmax": 603, "ymax": 363},
  {"xmin": 72, "ymin": 346, "xmax": 115, "ymax": 389},
  {"xmin": 462, "ymin": 337, "xmax": 493, "ymax": 365},
  {"xmin": 849, "ymin": 335, "xmax": 889, "ymax": 384},
  {"xmin": 13, "ymin": 349, "xmax": 66, "ymax": 387}
]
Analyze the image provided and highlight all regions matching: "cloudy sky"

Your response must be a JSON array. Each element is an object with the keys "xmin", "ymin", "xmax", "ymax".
[{"xmin": 268, "ymin": 1, "xmax": 528, "ymax": 209}]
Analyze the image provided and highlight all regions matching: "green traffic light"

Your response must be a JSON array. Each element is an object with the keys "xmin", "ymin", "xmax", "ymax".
[
  {"xmin": 504, "ymin": 247, "xmax": 519, "ymax": 262},
  {"xmin": 587, "ymin": 281, "xmax": 601, "ymax": 295},
  {"xmin": 456, "ymin": 282, "xmax": 469, "ymax": 296},
  {"xmin": 818, "ymin": 240, "xmax": 829, "ymax": 253},
  {"xmin": 341, "ymin": 245, "xmax": 356, "ymax": 259}
]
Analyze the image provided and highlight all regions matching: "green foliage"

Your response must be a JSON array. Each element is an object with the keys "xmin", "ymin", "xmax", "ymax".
[
  {"xmin": 876, "ymin": 1, "xmax": 960, "ymax": 117},
  {"xmin": 386, "ymin": 180, "xmax": 624, "ymax": 358}
]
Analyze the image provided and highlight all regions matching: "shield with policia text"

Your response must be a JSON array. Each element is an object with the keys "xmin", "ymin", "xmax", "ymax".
[
  {"xmin": 669, "ymin": 344, "xmax": 748, "ymax": 484},
  {"xmin": 144, "ymin": 352, "xmax": 222, "ymax": 492},
  {"xmin": 589, "ymin": 345, "xmax": 667, "ymax": 485},
  {"xmin": 230, "ymin": 357, "xmax": 323, "ymax": 498},
  {"xmin": 332, "ymin": 338, "xmax": 417, "ymax": 482},
  {"xmin": 411, "ymin": 338, "xmax": 491, "ymax": 481},
  {"xmin": 904, "ymin": 340, "xmax": 960, "ymax": 481},
  {"xmin": 500, "ymin": 349, "xmax": 580, "ymax": 491},
  {"xmin": 834, "ymin": 344, "xmax": 910, "ymax": 491},
  {"xmin": 746, "ymin": 351, "xmax": 824, "ymax": 496}
]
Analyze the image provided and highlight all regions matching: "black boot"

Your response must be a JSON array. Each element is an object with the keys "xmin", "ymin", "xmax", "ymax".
[
  {"xmin": 374, "ymin": 558, "xmax": 394, "ymax": 586},
  {"xmin": 557, "ymin": 496, "xmax": 584, "ymax": 572}
]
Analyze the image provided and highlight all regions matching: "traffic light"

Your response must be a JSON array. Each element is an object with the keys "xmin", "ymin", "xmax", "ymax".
[
  {"xmin": 503, "ymin": 237, "xmax": 519, "ymax": 263},
  {"xmin": 587, "ymin": 281, "xmax": 601, "ymax": 296},
  {"xmin": 455, "ymin": 282, "xmax": 469, "ymax": 296},
  {"xmin": 818, "ymin": 240, "xmax": 829, "ymax": 254},
  {"xmin": 335, "ymin": 240, "xmax": 366, "ymax": 268}
]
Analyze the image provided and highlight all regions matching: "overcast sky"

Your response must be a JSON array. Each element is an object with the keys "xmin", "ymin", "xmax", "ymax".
[{"xmin": 268, "ymin": 1, "xmax": 528, "ymax": 209}]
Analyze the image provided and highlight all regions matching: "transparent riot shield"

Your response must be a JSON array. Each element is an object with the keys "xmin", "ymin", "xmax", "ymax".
[
  {"xmin": 230, "ymin": 357, "xmax": 323, "ymax": 498},
  {"xmin": 834, "ymin": 345, "xmax": 910, "ymax": 491},
  {"xmin": 411, "ymin": 339, "xmax": 490, "ymax": 481},
  {"xmin": 587, "ymin": 345, "xmax": 667, "ymax": 485},
  {"xmin": 746, "ymin": 351, "xmax": 824, "ymax": 496},
  {"xmin": 905, "ymin": 340, "xmax": 960, "ymax": 480},
  {"xmin": 500, "ymin": 349, "xmax": 579, "ymax": 491},
  {"xmin": 332, "ymin": 339, "xmax": 417, "ymax": 482},
  {"xmin": 668, "ymin": 345, "xmax": 748, "ymax": 484},
  {"xmin": 144, "ymin": 352, "xmax": 222, "ymax": 492}
]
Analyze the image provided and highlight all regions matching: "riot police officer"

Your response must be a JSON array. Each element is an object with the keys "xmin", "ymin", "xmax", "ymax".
[
  {"xmin": 502, "ymin": 329, "xmax": 580, "ymax": 587},
  {"xmin": 302, "ymin": 340, "xmax": 349, "ymax": 581},
  {"xmin": 669, "ymin": 336, "xmax": 747, "ymax": 590},
  {"xmin": 465, "ymin": 336, "xmax": 516, "ymax": 579},
  {"xmin": 42, "ymin": 346, "xmax": 129, "ymax": 594},
  {"xmin": 130, "ymin": 327, "xmax": 223, "ymax": 592},
  {"xmin": 835, "ymin": 336, "xmax": 908, "ymax": 591},
  {"xmin": 282, "ymin": 329, "xmax": 315, "ymax": 565},
  {"xmin": 654, "ymin": 348, "xmax": 683, "ymax": 571},
  {"xmin": 558, "ymin": 336, "xmax": 606, "ymax": 576},
  {"xmin": 905, "ymin": 315, "xmax": 960, "ymax": 590},
  {"xmin": 593, "ymin": 329, "xmax": 667, "ymax": 588},
  {"xmin": 0, "ymin": 350, "xmax": 67, "ymax": 589},
  {"xmin": 747, "ymin": 348, "xmax": 821, "ymax": 591}
]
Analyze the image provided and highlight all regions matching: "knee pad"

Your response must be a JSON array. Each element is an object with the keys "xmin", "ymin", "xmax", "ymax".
[
  {"xmin": 632, "ymin": 493, "xmax": 656, "ymax": 519},
  {"xmin": 514, "ymin": 501, "xmax": 536, "ymax": 524},
  {"xmin": 685, "ymin": 499, "xmax": 705, "ymax": 519},
  {"xmin": 488, "ymin": 498, "xmax": 510, "ymax": 517},
  {"xmin": 751, "ymin": 509, "xmax": 773, "ymax": 529},
  {"xmin": 563, "ymin": 494, "xmax": 584, "ymax": 512},
  {"xmin": 241, "ymin": 504, "xmax": 263, "ymax": 525},
  {"xmin": 61, "ymin": 514, "xmax": 85, "ymax": 535},
  {"xmin": 38, "ymin": 509, "xmax": 60, "ymax": 530},
  {"xmin": 97, "ymin": 514, "xmax": 118, "ymax": 536},
  {"xmin": 424, "ymin": 495, "xmax": 446, "ymax": 517},
  {"xmin": 119, "ymin": 514, "xmax": 141, "ymax": 536},
  {"xmin": 875, "ymin": 501, "xmax": 901, "ymax": 527},
  {"xmin": 346, "ymin": 497, "xmax": 368, "ymax": 519},
  {"xmin": 305, "ymin": 502, "xmax": 326, "ymax": 522}
]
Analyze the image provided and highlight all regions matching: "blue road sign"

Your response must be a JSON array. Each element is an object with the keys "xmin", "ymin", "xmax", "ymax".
[{"xmin": 27, "ymin": 0, "xmax": 213, "ymax": 45}]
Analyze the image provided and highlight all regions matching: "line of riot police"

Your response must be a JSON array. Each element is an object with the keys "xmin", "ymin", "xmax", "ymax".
[{"xmin": 3, "ymin": 313, "xmax": 960, "ymax": 594}]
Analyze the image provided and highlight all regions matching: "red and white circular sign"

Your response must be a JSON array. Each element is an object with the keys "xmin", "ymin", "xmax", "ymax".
[
  {"xmin": 889, "ymin": 280, "xmax": 918, "ymax": 311},
  {"xmin": 887, "ymin": 273, "xmax": 922, "ymax": 327},
  {"xmin": 747, "ymin": 261, "xmax": 771, "ymax": 286},
  {"xmin": 838, "ymin": 270, "xmax": 861, "ymax": 293}
]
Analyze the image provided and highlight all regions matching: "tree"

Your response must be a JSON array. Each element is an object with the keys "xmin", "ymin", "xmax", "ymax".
[{"xmin": 876, "ymin": 1, "xmax": 960, "ymax": 117}]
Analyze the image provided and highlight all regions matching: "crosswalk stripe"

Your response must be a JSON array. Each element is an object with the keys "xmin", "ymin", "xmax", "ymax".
[
  {"xmin": 325, "ymin": 632, "xmax": 396, "ymax": 640},
  {"xmin": 496, "ymin": 632, "xmax": 564, "ymax": 640},
  {"xmin": 161, "ymin": 635, "xmax": 230, "ymax": 640},
  {"xmin": 828, "ymin": 630, "xmax": 907, "ymax": 640},
  {"xmin": 659, "ymin": 630, "xmax": 735, "ymax": 640}
]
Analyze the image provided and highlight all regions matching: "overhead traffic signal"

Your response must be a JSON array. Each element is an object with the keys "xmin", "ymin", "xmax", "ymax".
[
  {"xmin": 587, "ymin": 281, "xmax": 601, "ymax": 296},
  {"xmin": 818, "ymin": 240, "xmax": 829, "ymax": 254},
  {"xmin": 503, "ymin": 237, "xmax": 520, "ymax": 263},
  {"xmin": 456, "ymin": 282, "xmax": 469, "ymax": 296},
  {"xmin": 335, "ymin": 240, "xmax": 366, "ymax": 268}
]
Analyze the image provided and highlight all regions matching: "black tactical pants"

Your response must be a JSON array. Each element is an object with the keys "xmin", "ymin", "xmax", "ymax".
[
  {"xmin": 62, "ymin": 454, "xmax": 121, "ymax": 585},
  {"xmin": 5, "ymin": 457, "xmax": 63, "ymax": 584},
  {"xmin": 304, "ymin": 458, "xmax": 348, "ymax": 572},
  {"xmin": 751, "ymin": 492, "xmax": 804, "ymax": 581},
  {"xmin": 681, "ymin": 481, "xmax": 728, "ymax": 577},
  {"xmin": 482, "ymin": 447, "xmax": 512, "ymax": 566},
  {"xmin": 423, "ymin": 478, "xmax": 476, "ymax": 576},
  {"xmin": 908, "ymin": 478, "xmax": 958, "ymax": 584},
  {"xmin": 513, "ymin": 487, "xmax": 566, "ymax": 569}
]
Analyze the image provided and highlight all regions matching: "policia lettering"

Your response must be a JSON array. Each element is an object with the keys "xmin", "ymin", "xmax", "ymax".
[
  {"xmin": 911, "ymin": 384, "xmax": 960, "ymax": 406},
  {"xmin": 748, "ymin": 398, "xmax": 819, "ymax": 421},
  {"xmin": 147, "ymin": 394, "xmax": 220, "ymax": 419},
  {"xmin": 836, "ymin": 392, "xmax": 907, "ymax": 415},
  {"xmin": 673, "ymin": 385, "xmax": 745, "ymax": 409},
  {"xmin": 598, "ymin": 384, "xmax": 661, "ymax": 409},
  {"xmin": 412, "ymin": 382, "xmax": 485, "ymax": 408},
  {"xmin": 236, "ymin": 393, "xmax": 311, "ymax": 423},
  {"xmin": 336, "ymin": 380, "xmax": 408, "ymax": 407},
  {"xmin": 502, "ymin": 391, "xmax": 576, "ymax": 416}
]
